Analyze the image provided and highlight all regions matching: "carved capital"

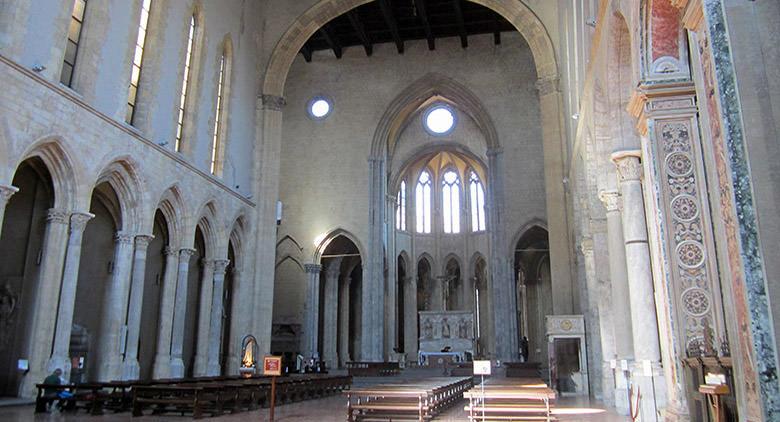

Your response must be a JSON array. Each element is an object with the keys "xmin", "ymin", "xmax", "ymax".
[
  {"xmin": 598, "ymin": 190, "xmax": 622, "ymax": 212},
  {"xmin": 134, "ymin": 234, "xmax": 154, "ymax": 250},
  {"xmin": 69, "ymin": 212, "xmax": 94, "ymax": 233},
  {"xmin": 535, "ymin": 77, "xmax": 559, "ymax": 96},
  {"xmin": 261, "ymin": 94, "xmax": 286, "ymax": 111},
  {"xmin": 611, "ymin": 150, "xmax": 643, "ymax": 182},
  {"xmin": 202, "ymin": 259, "xmax": 216, "ymax": 271},
  {"xmin": 115, "ymin": 231, "xmax": 135, "ymax": 245},
  {"xmin": 0, "ymin": 185, "xmax": 19, "ymax": 204},
  {"xmin": 46, "ymin": 208, "xmax": 70, "ymax": 225},
  {"xmin": 164, "ymin": 246, "xmax": 178, "ymax": 257},
  {"xmin": 304, "ymin": 263, "xmax": 322, "ymax": 274},
  {"xmin": 213, "ymin": 259, "xmax": 230, "ymax": 274},
  {"xmin": 179, "ymin": 248, "xmax": 196, "ymax": 261},
  {"xmin": 580, "ymin": 237, "xmax": 594, "ymax": 256}
]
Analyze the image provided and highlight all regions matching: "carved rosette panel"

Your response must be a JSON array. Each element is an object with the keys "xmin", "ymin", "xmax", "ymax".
[{"xmin": 657, "ymin": 119, "xmax": 720, "ymax": 347}]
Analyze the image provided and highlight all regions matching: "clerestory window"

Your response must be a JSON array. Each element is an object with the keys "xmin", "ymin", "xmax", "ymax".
[
  {"xmin": 175, "ymin": 14, "xmax": 197, "ymax": 152},
  {"xmin": 126, "ymin": 0, "xmax": 153, "ymax": 124},
  {"xmin": 415, "ymin": 171, "xmax": 432, "ymax": 234},
  {"xmin": 396, "ymin": 180, "xmax": 407, "ymax": 231},
  {"xmin": 442, "ymin": 170, "xmax": 461, "ymax": 234},
  {"xmin": 60, "ymin": 0, "xmax": 88, "ymax": 87},
  {"xmin": 469, "ymin": 171, "xmax": 486, "ymax": 231}
]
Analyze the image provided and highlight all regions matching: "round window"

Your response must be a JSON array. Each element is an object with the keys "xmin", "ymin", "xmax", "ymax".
[
  {"xmin": 307, "ymin": 96, "xmax": 333, "ymax": 120},
  {"xmin": 423, "ymin": 104, "xmax": 456, "ymax": 135}
]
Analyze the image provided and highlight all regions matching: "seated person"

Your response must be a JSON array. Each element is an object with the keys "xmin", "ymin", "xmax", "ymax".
[{"xmin": 42, "ymin": 369, "xmax": 72, "ymax": 411}]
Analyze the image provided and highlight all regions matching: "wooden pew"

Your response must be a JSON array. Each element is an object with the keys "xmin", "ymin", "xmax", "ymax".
[
  {"xmin": 463, "ymin": 379, "xmax": 557, "ymax": 421},
  {"xmin": 346, "ymin": 361, "xmax": 400, "ymax": 377},
  {"xmin": 35, "ymin": 383, "xmax": 107, "ymax": 415}
]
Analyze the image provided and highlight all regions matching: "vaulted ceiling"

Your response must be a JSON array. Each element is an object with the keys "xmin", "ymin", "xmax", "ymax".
[{"xmin": 299, "ymin": 0, "xmax": 516, "ymax": 61}]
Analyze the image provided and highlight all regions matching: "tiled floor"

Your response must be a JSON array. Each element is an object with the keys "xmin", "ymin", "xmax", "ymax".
[{"xmin": 0, "ymin": 395, "xmax": 630, "ymax": 421}]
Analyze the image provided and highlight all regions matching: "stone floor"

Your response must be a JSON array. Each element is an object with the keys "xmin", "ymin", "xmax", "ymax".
[{"xmin": 0, "ymin": 395, "xmax": 629, "ymax": 421}]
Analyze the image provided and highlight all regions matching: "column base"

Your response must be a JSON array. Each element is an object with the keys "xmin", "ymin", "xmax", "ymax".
[
  {"xmin": 630, "ymin": 361, "xmax": 667, "ymax": 422},
  {"xmin": 122, "ymin": 358, "xmax": 140, "ymax": 381},
  {"xmin": 614, "ymin": 365, "xmax": 632, "ymax": 416},
  {"xmin": 601, "ymin": 362, "xmax": 615, "ymax": 407},
  {"xmin": 169, "ymin": 356, "xmax": 185, "ymax": 378},
  {"xmin": 152, "ymin": 354, "xmax": 171, "ymax": 379}
]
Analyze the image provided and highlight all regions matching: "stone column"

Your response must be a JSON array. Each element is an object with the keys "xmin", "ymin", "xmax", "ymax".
[
  {"xmin": 612, "ymin": 151, "xmax": 665, "ymax": 421},
  {"xmin": 403, "ymin": 276, "xmax": 418, "ymax": 359},
  {"xmin": 338, "ymin": 276, "xmax": 350, "ymax": 367},
  {"xmin": 302, "ymin": 264, "xmax": 322, "ymax": 359},
  {"xmin": 322, "ymin": 258, "xmax": 342, "ymax": 369},
  {"xmin": 193, "ymin": 260, "xmax": 215, "ymax": 376},
  {"xmin": 169, "ymin": 248, "xmax": 196, "ymax": 378},
  {"xmin": 46, "ymin": 212, "xmax": 94, "ymax": 380},
  {"xmin": 20, "ymin": 209, "xmax": 70, "ymax": 397},
  {"xmin": 122, "ymin": 234, "xmax": 153, "ymax": 380},
  {"xmin": 152, "ymin": 246, "xmax": 180, "ymax": 379},
  {"xmin": 0, "ymin": 184, "xmax": 19, "ymax": 228},
  {"xmin": 365, "ymin": 157, "xmax": 385, "ymax": 361},
  {"xmin": 226, "ymin": 268, "xmax": 242, "ymax": 375},
  {"xmin": 599, "ymin": 190, "xmax": 633, "ymax": 414},
  {"xmin": 207, "ymin": 259, "xmax": 230, "ymax": 376},
  {"xmin": 96, "ymin": 232, "xmax": 135, "ymax": 381},
  {"xmin": 580, "ymin": 238, "xmax": 609, "ymax": 406}
]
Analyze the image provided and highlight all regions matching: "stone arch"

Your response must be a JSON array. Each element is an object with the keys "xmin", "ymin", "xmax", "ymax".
[
  {"xmin": 313, "ymin": 228, "xmax": 365, "ymax": 264},
  {"xmin": 93, "ymin": 157, "xmax": 145, "ymax": 233},
  {"xmin": 227, "ymin": 213, "xmax": 248, "ymax": 268},
  {"xmin": 442, "ymin": 253, "xmax": 464, "ymax": 276},
  {"xmin": 194, "ymin": 200, "xmax": 222, "ymax": 259},
  {"xmin": 397, "ymin": 250, "xmax": 411, "ymax": 272},
  {"xmin": 16, "ymin": 137, "xmax": 79, "ymax": 210},
  {"xmin": 155, "ymin": 185, "xmax": 186, "ymax": 248},
  {"xmin": 275, "ymin": 255, "xmax": 304, "ymax": 272},
  {"xmin": 261, "ymin": 0, "xmax": 557, "ymax": 97},
  {"xmin": 509, "ymin": 218, "xmax": 549, "ymax": 255}
]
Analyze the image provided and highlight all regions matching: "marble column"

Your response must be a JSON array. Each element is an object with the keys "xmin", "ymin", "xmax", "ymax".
[
  {"xmin": 0, "ymin": 184, "xmax": 19, "ymax": 228},
  {"xmin": 20, "ymin": 209, "xmax": 70, "ymax": 397},
  {"xmin": 302, "ymin": 264, "xmax": 322, "ymax": 359},
  {"xmin": 226, "ymin": 268, "xmax": 243, "ymax": 375},
  {"xmin": 193, "ymin": 260, "xmax": 215, "ymax": 376},
  {"xmin": 152, "ymin": 246, "xmax": 180, "ymax": 379},
  {"xmin": 207, "ymin": 259, "xmax": 230, "ymax": 376},
  {"xmin": 169, "ymin": 248, "xmax": 196, "ymax": 378},
  {"xmin": 122, "ymin": 234, "xmax": 153, "ymax": 380},
  {"xmin": 599, "ymin": 189, "xmax": 633, "ymax": 414},
  {"xmin": 612, "ymin": 150, "xmax": 665, "ymax": 421},
  {"xmin": 96, "ymin": 232, "xmax": 135, "ymax": 381},
  {"xmin": 338, "ymin": 276, "xmax": 350, "ymax": 367},
  {"xmin": 46, "ymin": 212, "xmax": 94, "ymax": 380},
  {"xmin": 322, "ymin": 258, "xmax": 342, "ymax": 368}
]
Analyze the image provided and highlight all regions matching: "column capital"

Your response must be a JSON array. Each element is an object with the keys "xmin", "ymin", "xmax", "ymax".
[
  {"xmin": 486, "ymin": 147, "xmax": 504, "ymax": 158},
  {"xmin": 70, "ymin": 212, "xmax": 95, "ymax": 233},
  {"xmin": 535, "ymin": 77, "xmax": 560, "ymax": 96},
  {"xmin": 164, "ymin": 246, "xmax": 178, "ymax": 257},
  {"xmin": 261, "ymin": 94, "xmax": 286, "ymax": 111},
  {"xmin": 0, "ymin": 185, "xmax": 19, "ymax": 203},
  {"xmin": 580, "ymin": 237, "xmax": 594, "ymax": 257},
  {"xmin": 134, "ymin": 234, "xmax": 154, "ymax": 250},
  {"xmin": 611, "ymin": 150, "xmax": 643, "ymax": 182},
  {"xmin": 115, "ymin": 231, "xmax": 135, "ymax": 245},
  {"xmin": 598, "ymin": 190, "xmax": 622, "ymax": 212},
  {"xmin": 304, "ymin": 263, "xmax": 322, "ymax": 274},
  {"xmin": 179, "ymin": 248, "xmax": 196, "ymax": 261},
  {"xmin": 213, "ymin": 259, "xmax": 230, "ymax": 273},
  {"xmin": 47, "ymin": 208, "xmax": 70, "ymax": 225}
]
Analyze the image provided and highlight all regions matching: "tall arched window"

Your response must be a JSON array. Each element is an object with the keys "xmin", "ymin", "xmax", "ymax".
[
  {"xmin": 442, "ymin": 170, "xmax": 461, "ymax": 234},
  {"xmin": 60, "ymin": 0, "xmax": 88, "ymax": 87},
  {"xmin": 469, "ymin": 171, "xmax": 486, "ymax": 231},
  {"xmin": 396, "ymin": 180, "xmax": 406, "ymax": 231},
  {"xmin": 210, "ymin": 45, "xmax": 229, "ymax": 175},
  {"xmin": 175, "ymin": 14, "xmax": 197, "ymax": 152},
  {"xmin": 126, "ymin": 0, "xmax": 152, "ymax": 124},
  {"xmin": 415, "ymin": 171, "xmax": 432, "ymax": 234}
]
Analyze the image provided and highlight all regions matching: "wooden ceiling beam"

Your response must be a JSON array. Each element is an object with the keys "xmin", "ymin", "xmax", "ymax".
[
  {"xmin": 414, "ymin": 0, "xmax": 435, "ymax": 50},
  {"xmin": 347, "ymin": 10, "xmax": 373, "ymax": 56},
  {"xmin": 320, "ymin": 25, "xmax": 343, "ymax": 59},
  {"xmin": 452, "ymin": 0, "xmax": 468, "ymax": 48},
  {"xmin": 378, "ymin": 0, "xmax": 404, "ymax": 54}
]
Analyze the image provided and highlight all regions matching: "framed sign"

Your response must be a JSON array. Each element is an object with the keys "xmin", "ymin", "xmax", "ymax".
[
  {"xmin": 263, "ymin": 355, "xmax": 283, "ymax": 376},
  {"xmin": 473, "ymin": 360, "xmax": 491, "ymax": 375}
]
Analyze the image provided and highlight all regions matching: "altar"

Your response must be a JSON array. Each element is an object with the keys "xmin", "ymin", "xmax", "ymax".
[{"xmin": 418, "ymin": 310, "xmax": 474, "ymax": 367}]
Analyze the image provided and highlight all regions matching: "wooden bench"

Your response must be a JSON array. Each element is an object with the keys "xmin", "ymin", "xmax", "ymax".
[
  {"xmin": 35, "ymin": 383, "xmax": 108, "ymax": 415},
  {"xmin": 345, "ymin": 376, "xmax": 472, "ymax": 421},
  {"xmin": 346, "ymin": 361, "xmax": 401, "ymax": 377},
  {"xmin": 463, "ymin": 379, "xmax": 557, "ymax": 421},
  {"xmin": 131, "ymin": 384, "xmax": 239, "ymax": 419}
]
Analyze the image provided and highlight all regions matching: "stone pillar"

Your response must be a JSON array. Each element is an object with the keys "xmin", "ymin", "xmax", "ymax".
[
  {"xmin": 226, "ymin": 268, "xmax": 242, "ymax": 375},
  {"xmin": 580, "ymin": 238, "xmax": 609, "ymax": 406},
  {"xmin": 302, "ymin": 264, "xmax": 322, "ymax": 359},
  {"xmin": 122, "ymin": 234, "xmax": 153, "ymax": 380},
  {"xmin": 207, "ymin": 259, "xmax": 230, "ymax": 376},
  {"xmin": 0, "ymin": 184, "xmax": 19, "ymax": 228},
  {"xmin": 322, "ymin": 258, "xmax": 342, "ymax": 369},
  {"xmin": 612, "ymin": 151, "xmax": 665, "ymax": 421},
  {"xmin": 96, "ymin": 232, "xmax": 135, "ymax": 381},
  {"xmin": 403, "ymin": 276, "xmax": 418, "ymax": 359},
  {"xmin": 152, "ymin": 246, "xmax": 180, "ymax": 379},
  {"xmin": 46, "ymin": 212, "xmax": 94, "ymax": 380},
  {"xmin": 365, "ymin": 157, "xmax": 385, "ymax": 361},
  {"xmin": 193, "ymin": 260, "xmax": 215, "ymax": 376},
  {"xmin": 338, "ymin": 276, "xmax": 350, "ymax": 367},
  {"xmin": 599, "ymin": 190, "xmax": 633, "ymax": 414},
  {"xmin": 20, "ymin": 209, "xmax": 70, "ymax": 397},
  {"xmin": 169, "ymin": 248, "xmax": 195, "ymax": 378}
]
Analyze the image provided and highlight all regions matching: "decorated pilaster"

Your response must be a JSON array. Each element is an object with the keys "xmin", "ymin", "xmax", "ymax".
[
  {"xmin": 96, "ymin": 232, "xmax": 135, "ymax": 381},
  {"xmin": 123, "ymin": 234, "xmax": 154, "ymax": 380},
  {"xmin": 46, "ymin": 212, "xmax": 94, "ymax": 380},
  {"xmin": 207, "ymin": 259, "xmax": 230, "ymax": 376},
  {"xmin": 0, "ymin": 184, "xmax": 19, "ymax": 227},
  {"xmin": 302, "ymin": 263, "xmax": 322, "ymax": 359},
  {"xmin": 169, "ymin": 248, "xmax": 196, "ymax": 378},
  {"xmin": 193, "ymin": 260, "xmax": 216, "ymax": 376},
  {"xmin": 322, "ymin": 258, "xmax": 342, "ymax": 368},
  {"xmin": 153, "ymin": 246, "xmax": 182, "ymax": 379},
  {"xmin": 611, "ymin": 151, "xmax": 666, "ymax": 421}
]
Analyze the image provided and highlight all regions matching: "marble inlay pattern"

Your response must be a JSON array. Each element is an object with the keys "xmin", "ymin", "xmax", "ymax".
[{"xmin": 698, "ymin": 0, "xmax": 780, "ymax": 418}]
